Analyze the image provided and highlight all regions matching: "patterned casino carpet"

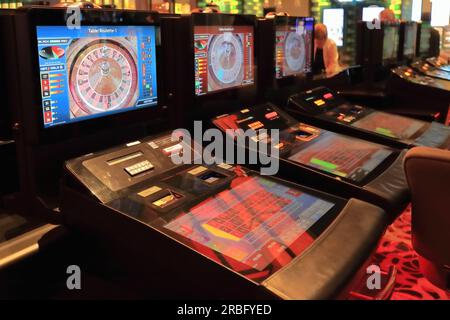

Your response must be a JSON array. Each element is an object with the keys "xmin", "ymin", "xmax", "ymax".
[{"xmin": 373, "ymin": 206, "xmax": 449, "ymax": 300}]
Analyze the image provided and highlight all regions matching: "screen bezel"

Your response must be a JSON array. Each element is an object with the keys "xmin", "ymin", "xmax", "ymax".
[
  {"xmin": 17, "ymin": 7, "xmax": 164, "ymax": 145},
  {"xmin": 190, "ymin": 13, "xmax": 258, "ymax": 102}
]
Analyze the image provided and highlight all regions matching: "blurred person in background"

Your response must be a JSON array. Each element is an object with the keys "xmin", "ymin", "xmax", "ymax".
[{"xmin": 313, "ymin": 23, "xmax": 340, "ymax": 76}]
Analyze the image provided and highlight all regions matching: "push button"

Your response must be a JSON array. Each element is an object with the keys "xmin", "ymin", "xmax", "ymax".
[{"xmin": 125, "ymin": 160, "xmax": 154, "ymax": 176}]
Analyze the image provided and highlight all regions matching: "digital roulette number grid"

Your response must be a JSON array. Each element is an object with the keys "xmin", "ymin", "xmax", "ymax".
[{"xmin": 36, "ymin": 25, "xmax": 158, "ymax": 128}]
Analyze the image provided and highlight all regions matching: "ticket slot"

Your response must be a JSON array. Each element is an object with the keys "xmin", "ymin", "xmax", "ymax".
[
  {"xmin": 150, "ymin": 189, "xmax": 184, "ymax": 209},
  {"xmin": 197, "ymin": 170, "xmax": 227, "ymax": 184}
]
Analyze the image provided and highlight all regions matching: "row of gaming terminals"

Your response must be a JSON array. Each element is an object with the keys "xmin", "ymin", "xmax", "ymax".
[
  {"xmin": 356, "ymin": 18, "xmax": 450, "ymax": 122},
  {"xmin": 0, "ymin": 7, "xmax": 449, "ymax": 299},
  {"xmin": 355, "ymin": 19, "xmax": 450, "ymax": 89}
]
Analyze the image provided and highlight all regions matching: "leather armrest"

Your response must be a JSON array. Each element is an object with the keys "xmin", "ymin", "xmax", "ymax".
[
  {"xmin": 262, "ymin": 198, "xmax": 387, "ymax": 300},
  {"xmin": 0, "ymin": 224, "xmax": 64, "ymax": 270},
  {"xmin": 404, "ymin": 147, "xmax": 450, "ymax": 262}
]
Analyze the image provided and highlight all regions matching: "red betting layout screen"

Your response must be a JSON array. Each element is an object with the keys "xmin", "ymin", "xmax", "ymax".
[
  {"xmin": 165, "ymin": 176, "xmax": 334, "ymax": 271},
  {"xmin": 194, "ymin": 25, "xmax": 254, "ymax": 96},
  {"xmin": 352, "ymin": 111, "xmax": 426, "ymax": 140},
  {"xmin": 288, "ymin": 132, "xmax": 393, "ymax": 183}
]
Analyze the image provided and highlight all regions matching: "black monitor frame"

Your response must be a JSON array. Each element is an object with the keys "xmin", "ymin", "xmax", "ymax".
[
  {"xmin": 0, "ymin": 9, "xmax": 17, "ymax": 139},
  {"xmin": 399, "ymin": 21, "xmax": 418, "ymax": 62},
  {"xmin": 13, "ymin": 7, "xmax": 165, "ymax": 146}
]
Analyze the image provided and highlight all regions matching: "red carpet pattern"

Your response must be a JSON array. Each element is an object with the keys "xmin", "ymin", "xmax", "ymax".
[{"xmin": 373, "ymin": 206, "xmax": 449, "ymax": 300}]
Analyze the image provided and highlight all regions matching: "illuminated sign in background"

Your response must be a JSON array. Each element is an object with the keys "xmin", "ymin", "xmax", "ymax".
[{"xmin": 431, "ymin": 0, "xmax": 450, "ymax": 27}]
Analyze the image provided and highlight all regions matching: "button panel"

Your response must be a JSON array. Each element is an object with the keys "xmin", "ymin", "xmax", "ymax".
[{"xmin": 125, "ymin": 160, "xmax": 154, "ymax": 176}]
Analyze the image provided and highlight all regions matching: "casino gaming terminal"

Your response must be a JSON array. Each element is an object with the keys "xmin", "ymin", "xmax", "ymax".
[{"xmin": 0, "ymin": 1, "xmax": 449, "ymax": 304}]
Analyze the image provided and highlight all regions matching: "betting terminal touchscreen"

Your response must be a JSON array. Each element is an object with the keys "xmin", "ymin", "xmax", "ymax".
[
  {"xmin": 288, "ymin": 87, "xmax": 450, "ymax": 149},
  {"xmin": 213, "ymin": 104, "xmax": 398, "ymax": 185}
]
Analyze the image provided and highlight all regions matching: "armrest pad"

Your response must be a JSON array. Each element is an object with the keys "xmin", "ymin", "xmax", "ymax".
[
  {"xmin": 404, "ymin": 147, "xmax": 450, "ymax": 262},
  {"xmin": 0, "ymin": 224, "xmax": 62, "ymax": 270},
  {"xmin": 404, "ymin": 147, "xmax": 450, "ymax": 165}
]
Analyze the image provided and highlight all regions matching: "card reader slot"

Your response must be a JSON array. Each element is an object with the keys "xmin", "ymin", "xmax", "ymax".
[
  {"xmin": 197, "ymin": 170, "xmax": 227, "ymax": 184},
  {"xmin": 107, "ymin": 151, "xmax": 144, "ymax": 166}
]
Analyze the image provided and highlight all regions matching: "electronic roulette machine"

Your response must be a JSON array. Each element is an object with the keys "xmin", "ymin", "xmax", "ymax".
[
  {"xmin": 354, "ymin": 21, "xmax": 450, "ymax": 122},
  {"xmin": 171, "ymin": 15, "xmax": 410, "ymax": 220},
  {"xmin": 8, "ymin": 7, "xmax": 176, "ymax": 220},
  {"xmin": 56, "ymin": 12, "xmax": 391, "ymax": 299},
  {"xmin": 212, "ymin": 103, "xmax": 410, "ymax": 220},
  {"xmin": 288, "ymin": 86, "xmax": 450, "ymax": 150},
  {"xmin": 202, "ymin": 16, "xmax": 410, "ymax": 218}
]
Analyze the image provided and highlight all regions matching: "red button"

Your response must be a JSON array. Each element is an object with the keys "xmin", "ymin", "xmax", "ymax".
[{"xmin": 265, "ymin": 111, "xmax": 278, "ymax": 119}]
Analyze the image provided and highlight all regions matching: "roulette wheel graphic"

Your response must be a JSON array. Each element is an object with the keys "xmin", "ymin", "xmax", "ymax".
[
  {"xmin": 284, "ymin": 32, "xmax": 306, "ymax": 74},
  {"xmin": 208, "ymin": 32, "xmax": 245, "ymax": 90},
  {"xmin": 66, "ymin": 38, "xmax": 139, "ymax": 118}
]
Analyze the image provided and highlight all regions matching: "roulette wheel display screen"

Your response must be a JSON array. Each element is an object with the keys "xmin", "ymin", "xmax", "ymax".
[
  {"xmin": 36, "ymin": 25, "xmax": 158, "ymax": 128},
  {"xmin": 194, "ymin": 25, "xmax": 255, "ymax": 96},
  {"xmin": 275, "ymin": 17, "xmax": 314, "ymax": 79}
]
